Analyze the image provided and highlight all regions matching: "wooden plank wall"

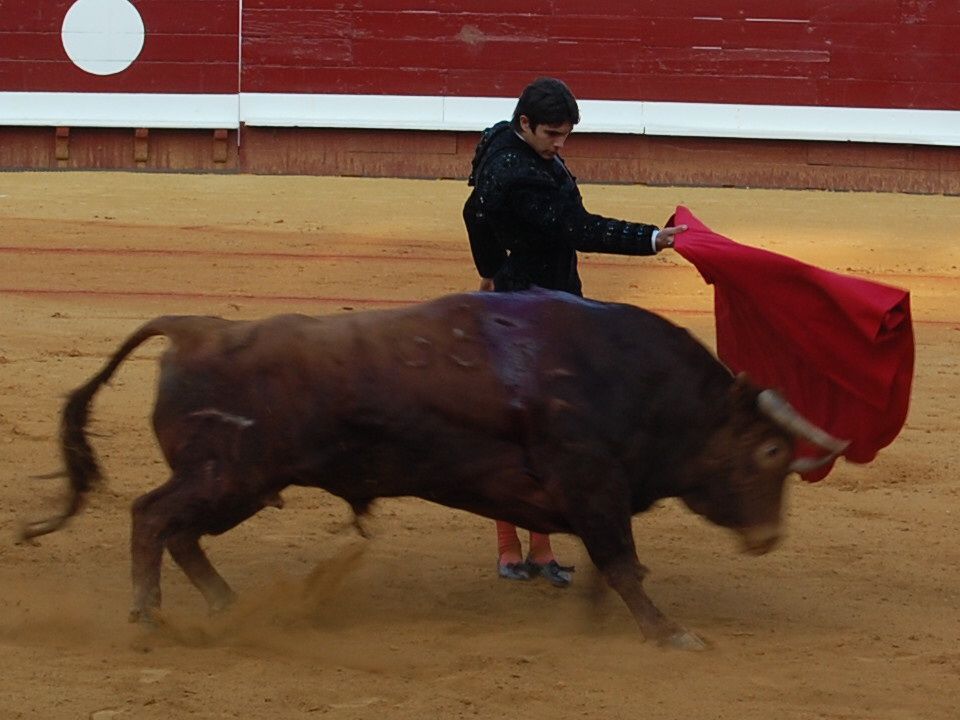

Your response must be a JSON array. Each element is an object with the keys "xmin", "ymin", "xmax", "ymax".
[
  {"xmin": 241, "ymin": 0, "xmax": 960, "ymax": 110},
  {"xmin": 5, "ymin": 1, "xmax": 956, "ymax": 106}
]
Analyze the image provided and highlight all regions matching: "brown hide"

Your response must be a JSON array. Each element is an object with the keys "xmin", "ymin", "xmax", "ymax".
[
  {"xmin": 154, "ymin": 296, "xmax": 521, "ymax": 440},
  {"xmin": 26, "ymin": 289, "xmax": 817, "ymax": 648}
]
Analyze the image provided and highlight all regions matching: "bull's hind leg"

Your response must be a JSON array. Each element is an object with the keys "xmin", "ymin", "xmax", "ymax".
[
  {"xmin": 166, "ymin": 533, "xmax": 237, "ymax": 613},
  {"xmin": 129, "ymin": 472, "xmax": 243, "ymax": 623},
  {"xmin": 130, "ymin": 469, "xmax": 269, "ymax": 622},
  {"xmin": 129, "ymin": 477, "xmax": 185, "ymax": 623}
]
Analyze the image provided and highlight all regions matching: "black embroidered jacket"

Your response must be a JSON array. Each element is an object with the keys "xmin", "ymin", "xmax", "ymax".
[{"xmin": 463, "ymin": 121, "xmax": 658, "ymax": 296}]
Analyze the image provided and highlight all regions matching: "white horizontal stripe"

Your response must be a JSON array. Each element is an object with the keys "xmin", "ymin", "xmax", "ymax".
[
  {"xmin": 2, "ymin": 91, "xmax": 959, "ymax": 146},
  {"xmin": 579, "ymin": 100, "xmax": 960, "ymax": 146},
  {"xmin": 0, "ymin": 92, "xmax": 239, "ymax": 129},
  {"xmin": 245, "ymin": 93, "xmax": 960, "ymax": 147},
  {"xmin": 240, "ymin": 93, "xmax": 447, "ymax": 129}
]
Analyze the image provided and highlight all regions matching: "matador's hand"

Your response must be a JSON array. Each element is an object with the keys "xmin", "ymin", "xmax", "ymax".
[{"xmin": 656, "ymin": 224, "xmax": 687, "ymax": 251}]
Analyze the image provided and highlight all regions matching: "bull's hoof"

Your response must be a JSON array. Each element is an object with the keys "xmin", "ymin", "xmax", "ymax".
[
  {"xmin": 208, "ymin": 592, "xmax": 238, "ymax": 615},
  {"xmin": 128, "ymin": 607, "xmax": 163, "ymax": 627},
  {"xmin": 660, "ymin": 630, "xmax": 708, "ymax": 651}
]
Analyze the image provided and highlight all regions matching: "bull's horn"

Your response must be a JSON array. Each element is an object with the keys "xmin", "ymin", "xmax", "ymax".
[
  {"xmin": 756, "ymin": 390, "xmax": 850, "ymax": 475},
  {"xmin": 756, "ymin": 390, "xmax": 850, "ymax": 454},
  {"xmin": 788, "ymin": 453, "xmax": 842, "ymax": 475}
]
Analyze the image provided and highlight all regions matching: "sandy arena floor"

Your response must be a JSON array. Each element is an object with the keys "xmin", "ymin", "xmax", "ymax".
[{"xmin": 0, "ymin": 172, "xmax": 958, "ymax": 719}]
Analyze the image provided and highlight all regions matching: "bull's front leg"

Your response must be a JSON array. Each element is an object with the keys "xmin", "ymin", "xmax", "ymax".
[
  {"xmin": 531, "ymin": 428, "xmax": 707, "ymax": 649},
  {"xmin": 547, "ymin": 449, "xmax": 707, "ymax": 649},
  {"xmin": 598, "ymin": 553, "xmax": 707, "ymax": 650}
]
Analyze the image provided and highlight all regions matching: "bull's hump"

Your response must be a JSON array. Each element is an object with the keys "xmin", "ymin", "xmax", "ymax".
[
  {"xmin": 360, "ymin": 294, "xmax": 545, "ymax": 415},
  {"xmin": 435, "ymin": 290, "xmax": 608, "ymax": 402}
]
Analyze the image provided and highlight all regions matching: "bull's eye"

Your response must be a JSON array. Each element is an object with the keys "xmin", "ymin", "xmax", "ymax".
[{"xmin": 754, "ymin": 439, "xmax": 788, "ymax": 469}]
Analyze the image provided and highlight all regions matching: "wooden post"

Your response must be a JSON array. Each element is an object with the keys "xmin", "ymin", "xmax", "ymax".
[
  {"xmin": 134, "ymin": 128, "xmax": 149, "ymax": 165},
  {"xmin": 213, "ymin": 129, "xmax": 228, "ymax": 164},
  {"xmin": 54, "ymin": 127, "xmax": 70, "ymax": 165}
]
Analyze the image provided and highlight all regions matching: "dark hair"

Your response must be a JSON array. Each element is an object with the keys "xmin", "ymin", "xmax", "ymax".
[{"xmin": 510, "ymin": 77, "xmax": 580, "ymax": 132}]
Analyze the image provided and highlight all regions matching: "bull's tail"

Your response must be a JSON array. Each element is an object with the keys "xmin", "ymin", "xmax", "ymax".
[{"xmin": 20, "ymin": 320, "xmax": 169, "ymax": 541}]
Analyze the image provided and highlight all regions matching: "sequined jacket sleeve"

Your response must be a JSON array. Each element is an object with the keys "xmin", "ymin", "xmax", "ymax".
[{"xmin": 484, "ymin": 150, "xmax": 658, "ymax": 256}]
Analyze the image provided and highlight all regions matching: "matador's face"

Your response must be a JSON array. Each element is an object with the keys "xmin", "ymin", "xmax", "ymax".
[{"xmin": 519, "ymin": 116, "xmax": 573, "ymax": 160}]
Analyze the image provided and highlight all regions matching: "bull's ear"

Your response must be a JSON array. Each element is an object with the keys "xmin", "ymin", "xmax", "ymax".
[
  {"xmin": 732, "ymin": 371, "xmax": 753, "ymax": 397},
  {"xmin": 730, "ymin": 372, "xmax": 757, "ymax": 410}
]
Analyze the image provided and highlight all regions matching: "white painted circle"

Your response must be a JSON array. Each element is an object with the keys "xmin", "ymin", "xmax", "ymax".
[{"xmin": 61, "ymin": 0, "xmax": 145, "ymax": 76}]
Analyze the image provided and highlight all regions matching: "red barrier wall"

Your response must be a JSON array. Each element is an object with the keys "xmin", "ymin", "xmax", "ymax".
[
  {"xmin": 239, "ymin": 0, "xmax": 960, "ymax": 109},
  {"xmin": 0, "ymin": 0, "xmax": 237, "ymax": 93},
  {"xmin": 3, "ymin": 1, "xmax": 957, "ymax": 107},
  {"xmin": 1, "ymin": 1, "xmax": 959, "ymax": 192}
]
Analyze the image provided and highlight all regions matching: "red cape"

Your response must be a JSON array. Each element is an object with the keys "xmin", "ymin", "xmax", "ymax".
[{"xmin": 670, "ymin": 206, "xmax": 914, "ymax": 481}]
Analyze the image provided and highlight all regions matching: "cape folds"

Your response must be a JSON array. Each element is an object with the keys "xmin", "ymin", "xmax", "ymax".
[{"xmin": 671, "ymin": 206, "xmax": 914, "ymax": 482}]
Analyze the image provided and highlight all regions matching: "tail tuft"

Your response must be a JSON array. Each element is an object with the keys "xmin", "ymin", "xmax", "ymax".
[{"xmin": 19, "ymin": 319, "xmax": 165, "ymax": 541}]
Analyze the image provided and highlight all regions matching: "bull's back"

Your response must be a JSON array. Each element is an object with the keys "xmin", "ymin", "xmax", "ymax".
[
  {"xmin": 150, "ymin": 300, "xmax": 522, "ymax": 447},
  {"xmin": 149, "ymin": 293, "xmax": 728, "ymax": 456}
]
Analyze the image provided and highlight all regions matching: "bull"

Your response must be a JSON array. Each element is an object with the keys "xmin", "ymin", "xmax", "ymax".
[{"xmin": 22, "ymin": 290, "xmax": 846, "ymax": 649}]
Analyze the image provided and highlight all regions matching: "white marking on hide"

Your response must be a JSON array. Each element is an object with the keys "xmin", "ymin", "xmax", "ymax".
[{"xmin": 190, "ymin": 409, "xmax": 255, "ymax": 428}]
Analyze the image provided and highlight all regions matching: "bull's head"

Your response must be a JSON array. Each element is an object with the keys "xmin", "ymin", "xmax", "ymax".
[{"xmin": 680, "ymin": 376, "xmax": 848, "ymax": 555}]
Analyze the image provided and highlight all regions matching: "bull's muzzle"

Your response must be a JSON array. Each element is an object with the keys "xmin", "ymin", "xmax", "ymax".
[{"xmin": 739, "ymin": 523, "xmax": 781, "ymax": 556}]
